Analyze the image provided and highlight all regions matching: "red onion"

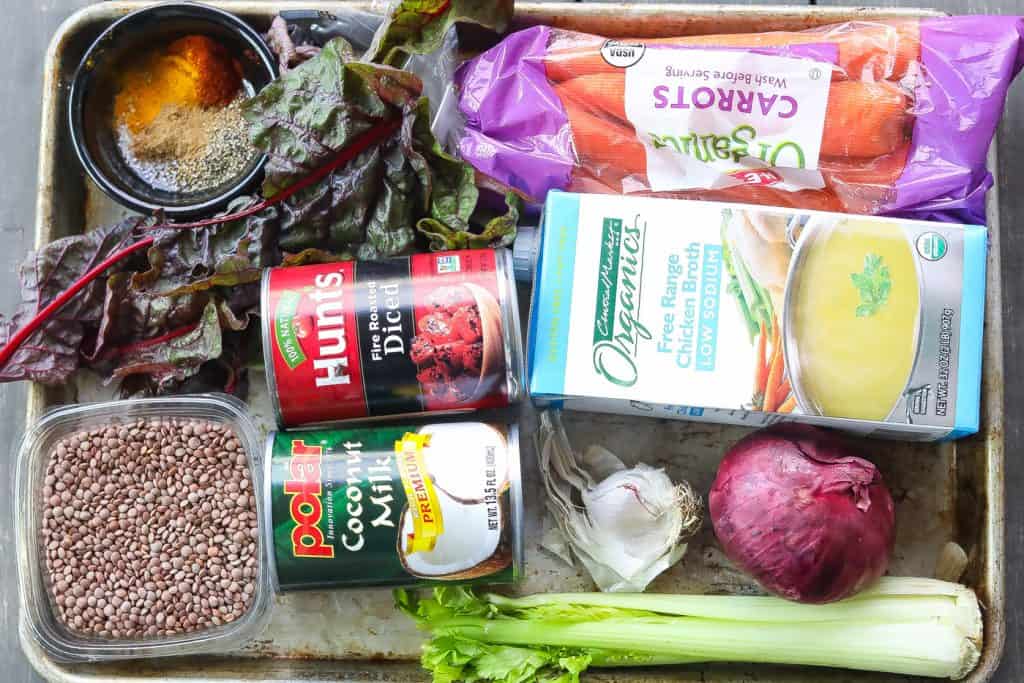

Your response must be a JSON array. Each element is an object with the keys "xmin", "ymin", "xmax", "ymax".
[{"xmin": 709, "ymin": 424, "xmax": 895, "ymax": 604}]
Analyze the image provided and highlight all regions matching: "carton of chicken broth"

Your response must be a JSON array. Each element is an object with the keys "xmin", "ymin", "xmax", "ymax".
[{"xmin": 528, "ymin": 192, "xmax": 987, "ymax": 440}]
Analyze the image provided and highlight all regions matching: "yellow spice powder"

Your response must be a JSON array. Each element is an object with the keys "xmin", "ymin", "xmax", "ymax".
[{"xmin": 113, "ymin": 35, "xmax": 241, "ymax": 134}]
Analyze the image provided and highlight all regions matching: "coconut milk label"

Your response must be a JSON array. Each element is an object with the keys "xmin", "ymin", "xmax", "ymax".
[
  {"xmin": 623, "ymin": 48, "xmax": 832, "ymax": 192},
  {"xmin": 530, "ymin": 192, "xmax": 987, "ymax": 440},
  {"xmin": 262, "ymin": 250, "xmax": 516, "ymax": 427},
  {"xmin": 266, "ymin": 423, "xmax": 519, "ymax": 591}
]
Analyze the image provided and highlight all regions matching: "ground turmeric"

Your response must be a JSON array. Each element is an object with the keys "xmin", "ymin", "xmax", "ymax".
[{"xmin": 113, "ymin": 34, "xmax": 241, "ymax": 133}]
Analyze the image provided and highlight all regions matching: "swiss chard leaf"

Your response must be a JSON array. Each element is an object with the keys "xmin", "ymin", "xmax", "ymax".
[
  {"xmin": 91, "ymin": 200, "xmax": 274, "ymax": 361},
  {"xmin": 243, "ymin": 38, "xmax": 423, "ymax": 196},
  {"xmin": 280, "ymin": 248, "xmax": 352, "ymax": 267},
  {"xmin": 242, "ymin": 37, "xmax": 486, "ymax": 260},
  {"xmin": 0, "ymin": 219, "xmax": 142, "ymax": 384},
  {"xmin": 418, "ymin": 191, "xmax": 519, "ymax": 251},
  {"xmin": 0, "ymin": 199, "xmax": 272, "ymax": 388},
  {"xmin": 367, "ymin": 0, "xmax": 514, "ymax": 67},
  {"xmin": 851, "ymin": 253, "xmax": 892, "ymax": 318},
  {"xmin": 105, "ymin": 300, "xmax": 224, "ymax": 389}
]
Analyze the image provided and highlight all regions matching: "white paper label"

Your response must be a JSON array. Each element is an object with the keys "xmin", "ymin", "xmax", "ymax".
[{"xmin": 623, "ymin": 48, "xmax": 832, "ymax": 192}]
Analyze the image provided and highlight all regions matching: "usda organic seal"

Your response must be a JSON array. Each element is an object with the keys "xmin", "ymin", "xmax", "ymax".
[
  {"xmin": 916, "ymin": 231, "xmax": 949, "ymax": 261},
  {"xmin": 601, "ymin": 40, "xmax": 646, "ymax": 68}
]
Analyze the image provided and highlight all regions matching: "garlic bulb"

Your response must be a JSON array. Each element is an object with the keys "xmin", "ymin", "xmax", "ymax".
[{"xmin": 538, "ymin": 411, "xmax": 702, "ymax": 592}]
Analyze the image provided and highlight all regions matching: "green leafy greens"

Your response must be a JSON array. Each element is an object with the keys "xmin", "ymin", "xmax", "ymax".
[
  {"xmin": 851, "ymin": 253, "xmax": 892, "ymax": 317},
  {"xmin": 240, "ymin": 37, "xmax": 517, "ymax": 260},
  {"xmin": 0, "ymin": 5, "xmax": 518, "ymax": 389},
  {"xmin": 367, "ymin": 0, "xmax": 514, "ymax": 67},
  {"xmin": 397, "ymin": 578, "xmax": 984, "ymax": 682}
]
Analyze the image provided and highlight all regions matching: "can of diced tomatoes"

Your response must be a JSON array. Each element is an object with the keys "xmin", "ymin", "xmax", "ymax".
[
  {"xmin": 260, "ymin": 249, "xmax": 523, "ymax": 427},
  {"xmin": 263, "ymin": 421, "xmax": 523, "ymax": 591}
]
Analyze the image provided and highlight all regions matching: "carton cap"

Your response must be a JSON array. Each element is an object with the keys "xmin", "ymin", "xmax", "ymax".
[{"xmin": 512, "ymin": 224, "xmax": 538, "ymax": 282}]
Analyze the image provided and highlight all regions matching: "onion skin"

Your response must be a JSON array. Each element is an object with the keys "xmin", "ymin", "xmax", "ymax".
[{"xmin": 709, "ymin": 424, "xmax": 895, "ymax": 604}]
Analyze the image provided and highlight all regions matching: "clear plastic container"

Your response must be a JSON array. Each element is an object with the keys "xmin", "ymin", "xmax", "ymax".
[{"xmin": 15, "ymin": 394, "xmax": 271, "ymax": 662}]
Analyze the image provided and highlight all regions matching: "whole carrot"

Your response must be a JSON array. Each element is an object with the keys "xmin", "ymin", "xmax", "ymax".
[
  {"xmin": 544, "ymin": 21, "xmax": 921, "ymax": 83},
  {"xmin": 556, "ymin": 74, "xmax": 627, "ymax": 121},
  {"xmin": 820, "ymin": 144, "xmax": 910, "ymax": 185},
  {"xmin": 694, "ymin": 186, "xmax": 846, "ymax": 214},
  {"xmin": 834, "ymin": 20, "xmax": 920, "ymax": 82},
  {"xmin": 649, "ymin": 23, "xmax": 920, "ymax": 80},
  {"xmin": 559, "ymin": 98, "xmax": 648, "ymax": 177},
  {"xmin": 545, "ymin": 45, "xmax": 610, "ymax": 83},
  {"xmin": 822, "ymin": 144, "xmax": 910, "ymax": 214},
  {"xmin": 821, "ymin": 81, "xmax": 910, "ymax": 158}
]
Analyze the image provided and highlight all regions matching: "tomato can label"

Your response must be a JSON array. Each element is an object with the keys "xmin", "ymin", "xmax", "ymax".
[
  {"xmin": 263, "ymin": 422, "xmax": 523, "ymax": 591},
  {"xmin": 261, "ymin": 249, "xmax": 523, "ymax": 427}
]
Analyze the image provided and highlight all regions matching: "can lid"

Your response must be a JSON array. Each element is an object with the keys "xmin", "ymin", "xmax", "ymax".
[{"xmin": 512, "ymin": 224, "xmax": 539, "ymax": 282}]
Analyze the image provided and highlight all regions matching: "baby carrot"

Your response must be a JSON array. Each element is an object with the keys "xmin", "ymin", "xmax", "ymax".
[
  {"xmin": 762, "ymin": 319, "xmax": 784, "ymax": 413},
  {"xmin": 754, "ymin": 321, "xmax": 768, "ymax": 403},
  {"xmin": 763, "ymin": 346, "xmax": 783, "ymax": 415},
  {"xmin": 772, "ymin": 378, "xmax": 791, "ymax": 412},
  {"xmin": 770, "ymin": 315, "xmax": 781, "ymax": 365},
  {"xmin": 777, "ymin": 395, "xmax": 797, "ymax": 414}
]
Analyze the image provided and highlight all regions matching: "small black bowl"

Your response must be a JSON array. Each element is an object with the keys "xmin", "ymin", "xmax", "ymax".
[{"xmin": 68, "ymin": 1, "xmax": 277, "ymax": 218}]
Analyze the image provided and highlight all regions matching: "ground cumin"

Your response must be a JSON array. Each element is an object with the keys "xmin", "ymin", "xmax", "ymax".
[{"xmin": 131, "ymin": 103, "xmax": 210, "ymax": 161}]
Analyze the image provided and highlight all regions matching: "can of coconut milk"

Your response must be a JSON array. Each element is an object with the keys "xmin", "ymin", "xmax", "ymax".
[
  {"xmin": 263, "ymin": 422, "xmax": 523, "ymax": 591},
  {"xmin": 260, "ymin": 249, "xmax": 524, "ymax": 427}
]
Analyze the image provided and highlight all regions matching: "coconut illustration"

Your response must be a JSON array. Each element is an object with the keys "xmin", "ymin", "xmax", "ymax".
[
  {"xmin": 416, "ymin": 422, "xmax": 510, "ymax": 504},
  {"xmin": 396, "ymin": 422, "xmax": 514, "ymax": 580},
  {"xmin": 396, "ymin": 487, "xmax": 512, "ymax": 580}
]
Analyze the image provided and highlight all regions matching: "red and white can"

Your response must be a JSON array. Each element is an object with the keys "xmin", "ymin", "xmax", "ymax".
[{"xmin": 260, "ymin": 249, "xmax": 524, "ymax": 427}]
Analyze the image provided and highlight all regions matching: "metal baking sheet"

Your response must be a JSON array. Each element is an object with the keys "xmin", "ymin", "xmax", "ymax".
[{"xmin": 22, "ymin": 3, "xmax": 1005, "ymax": 682}]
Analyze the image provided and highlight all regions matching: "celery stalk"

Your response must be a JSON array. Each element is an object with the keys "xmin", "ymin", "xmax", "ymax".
[
  {"xmin": 486, "ymin": 579, "xmax": 975, "ymax": 626},
  {"xmin": 439, "ymin": 616, "xmax": 972, "ymax": 679},
  {"xmin": 396, "ymin": 578, "xmax": 982, "ymax": 682}
]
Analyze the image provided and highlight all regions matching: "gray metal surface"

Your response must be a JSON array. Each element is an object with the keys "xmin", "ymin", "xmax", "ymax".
[{"xmin": 0, "ymin": 2, "xmax": 1018, "ymax": 682}]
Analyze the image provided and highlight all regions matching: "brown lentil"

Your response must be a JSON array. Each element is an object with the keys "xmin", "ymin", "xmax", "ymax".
[{"xmin": 41, "ymin": 417, "xmax": 257, "ymax": 640}]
